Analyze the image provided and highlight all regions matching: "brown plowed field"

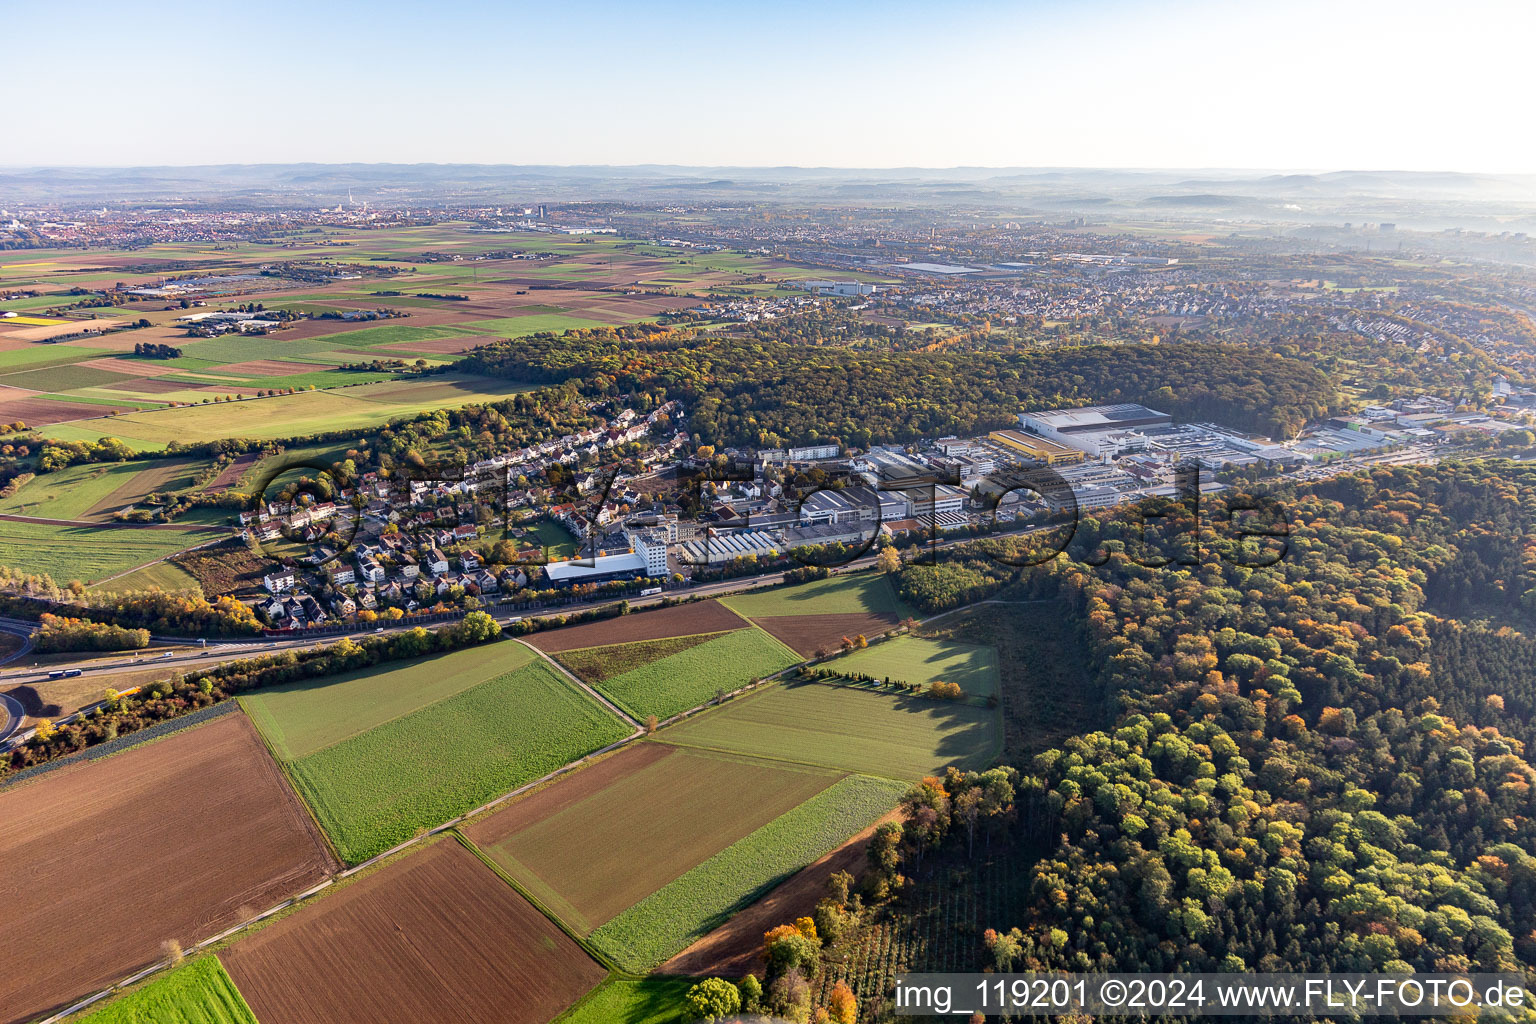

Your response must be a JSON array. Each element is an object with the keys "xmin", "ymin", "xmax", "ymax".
[
  {"xmin": 0, "ymin": 713, "xmax": 337, "ymax": 1024},
  {"xmin": 660, "ymin": 810, "xmax": 901, "ymax": 979},
  {"xmin": 221, "ymin": 842, "xmax": 605, "ymax": 1024},
  {"xmin": 0, "ymin": 394, "xmax": 137, "ymax": 426},
  {"xmin": 753, "ymin": 612, "xmax": 903, "ymax": 658},
  {"xmin": 527, "ymin": 599, "xmax": 750, "ymax": 653}
]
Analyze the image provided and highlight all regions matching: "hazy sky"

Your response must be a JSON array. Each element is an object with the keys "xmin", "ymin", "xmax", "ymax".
[{"xmin": 9, "ymin": 0, "xmax": 1534, "ymax": 171}]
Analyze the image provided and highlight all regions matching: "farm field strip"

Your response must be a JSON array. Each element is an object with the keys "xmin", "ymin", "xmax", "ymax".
[
  {"xmin": 588, "ymin": 774, "xmax": 908, "ymax": 973},
  {"xmin": 464, "ymin": 741, "xmax": 840, "ymax": 934},
  {"xmin": 0, "ymin": 517, "xmax": 225, "ymax": 585},
  {"xmin": 721, "ymin": 570, "xmax": 912, "ymax": 619},
  {"xmin": 660, "ymin": 679, "xmax": 1003, "ymax": 781},
  {"xmin": 829, "ymin": 636, "xmax": 1001, "ymax": 697},
  {"xmin": 240, "ymin": 641, "xmax": 536, "ymax": 761},
  {"xmin": 557, "ymin": 625, "xmax": 801, "ymax": 721},
  {"xmin": 220, "ymin": 841, "xmax": 606, "ymax": 1024},
  {"xmin": 284, "ymin": 657, "xmax": 632, "ymax": 863},
  {"xmin": 526, "ymin": 598, "xmax": 750, "ymax": 653},
  {"xmin": 0, "ymin": 713, "xmax": 336, "ymax": 1024},
  {"xmin": 73, "ymin": 957, "xmax": 258, "ymax": 1024}
]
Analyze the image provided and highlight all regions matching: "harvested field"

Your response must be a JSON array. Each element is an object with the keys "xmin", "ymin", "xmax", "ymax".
[
  {"xmin": 0, "ymin": 714, "xmax": 337, "ymax": 1024},
  {"xmin": 662, "ymin": 810, "xmax": 902, "ymax": 978},
  {"xmin": 0, "ymin": 393, "xmax": 137, "ymax": 426},
  {"xmin": 221, "ymin": 841, "xmax": 605, "ymax": 1024},
  {"xmin": 112, "ymin": 377, "xmax": 198, "ymax": 394},
  {"xmin": 527, "ymin": 599, "xmax": 748, "ymax": 653},
  {"xmin": 463, "ymin": 742, "xmax": 839, "ymax": 934},
  {"xmin": 753, "ymin": 611, "xmax": 903, "ymax": 658},
  {"xmin": 376, "ymin": 335, "xmax": 486, "ymax": 355},
  {"xmin": 217, "ymin": 358, "xmax": 338, "ymax": 376}
]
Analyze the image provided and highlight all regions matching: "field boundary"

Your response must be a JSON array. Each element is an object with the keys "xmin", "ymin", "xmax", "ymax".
[{"xmin": 452, "ymin": 830, "xmax": 622, "ymax": 974}]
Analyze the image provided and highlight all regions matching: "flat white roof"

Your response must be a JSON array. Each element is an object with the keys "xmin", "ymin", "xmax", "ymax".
[{"xmin": 544, "ymin": 551, "xmax": 645, "ymax": 581}]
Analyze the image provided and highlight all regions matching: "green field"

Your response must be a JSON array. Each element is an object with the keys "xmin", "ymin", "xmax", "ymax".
[
  {"xmin": 284, "ymin": 657, "xmax": 630, "ymax": 862},
  {"xmin": 92, "ymin": 558, "xmax": 204, "ymax": 595},
  {"xmin": 75, "ymin": 957, "xmax": 258, "ymax": 1024},
  {"xmin": 473, "ymin": 744, "xmax": 838, "ymax": 934},
  {"xmin": 722, "ymin": 571, "xmax": 911, "ymax": 619},
  {"xmin": 522, "ymin": 517, "xmax": 579, "ymax": 558},
  {"xmin": 38, "ymin": 374, "xmax": 535, "ymax": 447},
  {"xmin": 830, "ymin": 637, "xmax": 1000, "ymax": 698},
  {"xmin": 589, "ymin": 775, "xmax": 906, "ymax": 972},
  {"xmin": 241, "ymin": 642, "xmax": 536, "ymax": 760},
  {"xmin": 0, "ymin": 519, "xmax": 221, "ymax": 584},
  {"xmin": 0, "ymin": 461, "xmax": 147, "ymax": 520},
  {"xmin": 559, "ymin": 627, "xmax": 799, "ymax": 720},
  {"xmin": 661, "ymin": 680, "xmax": 1001, "ymax": 780},
  {"xmin": 555, "ymin": 977, "xmax": 695, "ymax": 1024}
]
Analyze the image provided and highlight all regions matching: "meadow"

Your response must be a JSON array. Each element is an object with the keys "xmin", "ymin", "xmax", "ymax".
[
  {"xmin": 284, "ymin": 659, "xmax": 630, "ymax": 863},
  {"xmin": 660, "ymin": 680, "xmax": 1002, "ymax": 780},
  {"xmin": 555, "ymin": 978, "xmax": 695, "ymax": 1024},
  {"xmin": 39, "ymin": 373, "xmax": 537, "ymax": 446},
  {"xmin": 241, "ymin": 642, "xmax": 535, "ymax": 761},
  {"xmin": 558, "ymin": 626, "xmax": 800, "ymax": 720},
  {"xmin": 465, "ymin": 742, "xmax": 839, "ymax": 934},
  {"xmin": 721, "ymin": 571, "xmax": 910, "ymax": 619},
  {"xmin": 75, "ymin": 958, "xmax": 258, "ymax": 1024},
  {"xmin": 0, "ymin": 518, "xmax": 223, "ymax": 585},
  {"xmin": 589, "ymin": 775, "xmax": 907, "ymax": 972},
  {"xmin": 831, "ymin": 636, "xmax": 1001, "ymax": 698}
]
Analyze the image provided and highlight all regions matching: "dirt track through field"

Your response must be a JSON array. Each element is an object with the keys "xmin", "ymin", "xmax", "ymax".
[{"xmin": 0, "ymin": 713, "xmax": 337, "ymax": 1024}]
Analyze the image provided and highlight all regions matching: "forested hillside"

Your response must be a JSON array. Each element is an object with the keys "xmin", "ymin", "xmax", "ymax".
[
  {"xmin": 457, "ymin": 331, "xmax": 1335, "ymax": 446},
  {"xmin": 859, "ymin": 462, "xmax": 1536, "ymax": 990}
]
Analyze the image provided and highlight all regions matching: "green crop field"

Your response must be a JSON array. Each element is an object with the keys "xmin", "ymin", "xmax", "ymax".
[
  {"xmin": 241, "ymin": 642, "xmax": 536, "ymax": 761},
  {"xmin": 0, "ymin": 519, "xmax": 222, "ymax": 584},
  {"xmin": 284, "ymin": 658, "xmax": 629, "ymax": 863},
  {"xmin": 555, "ymin": 977, "xmax": 695, "ymax": 1024},
  {"xmin": 589, "ymin": 775, "xmax": 906, "ymax": 972},
  {"xmin": 0, "ymin": 345, "xmax": 111, "ymax": 372},
  {"xmin": 92, "ymin": 558, "xmax": 204, "ymax": 594},
  {"xmin": 661, "ymin": 680, "xmax": 1001, "ymax": 780},
  {"xmin": 561, "ymin": 627, "xmax": 799, "ymax": 720},
  {"xmin": 722, "ymin": 572, "xmax": 911, "ymax": 619},
  {"xmin": 39, "ymin": 374, "xmax": 535, "ymax": 447},
  {"xmin": 76, "ymin": 957, "xmax": 258, "ymax": 1024},
  {"xmin": 556, "ymin": 632, "xmax": 720, "ymax": 683},
  {"xmin": 830, "ymin": 637, "xmax": 1000, "ymax": 698},
  {"xmin": 0, "ymin": 461, "xmax": 147, "ymax": 520},
  {"xmin": 471, "ymin": 744, "xmax": 839, "ymax": 934},
  {"xmin": 461, "ymin": 314, "xmax": 613, "ymax": 336}
]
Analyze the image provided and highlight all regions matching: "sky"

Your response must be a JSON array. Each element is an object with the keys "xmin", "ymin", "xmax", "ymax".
[{"xmin": 8, "ymin": 0, "xmax": 1535, "ymax": 172}]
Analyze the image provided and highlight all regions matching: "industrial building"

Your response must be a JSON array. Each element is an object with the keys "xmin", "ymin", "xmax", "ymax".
[
  {"xmin": 1017, "ymin": 404, "xmax": 1171, "ymax": 459},
  {"xmin": 988, "ymin": 429, "xmax": 1085, "ymax": 465}
]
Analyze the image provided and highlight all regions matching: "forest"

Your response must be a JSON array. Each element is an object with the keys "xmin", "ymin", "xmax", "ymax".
[
  {"xmin": 801, "ymin": 462, "xmax": 1536, "ymax": 1014},
  {"xmin": 456, "ymin": 330, "xmax": 1336, "ymax": 447}
]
